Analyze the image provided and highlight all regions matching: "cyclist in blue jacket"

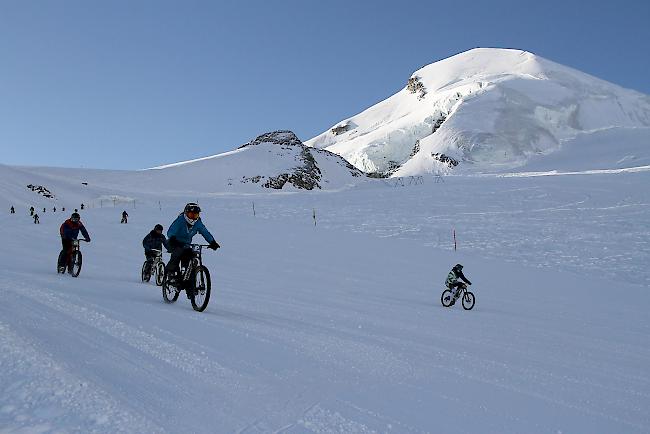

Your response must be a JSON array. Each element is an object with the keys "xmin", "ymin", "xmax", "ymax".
[{"xmin": 166, "ymin": 203, "xmax": 219, "ymax": 291}]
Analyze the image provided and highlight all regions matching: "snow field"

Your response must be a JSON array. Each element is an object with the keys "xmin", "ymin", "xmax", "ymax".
[{"xmin": 1, "ymin": 169, "xmax": 649, "ymax": 432}]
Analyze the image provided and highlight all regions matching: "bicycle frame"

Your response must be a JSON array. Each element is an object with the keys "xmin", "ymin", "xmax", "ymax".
[
  {"xmin": 182, "ymin": 244, "xmax": 207, "ymax": 281},
  {"xmin": 150, "ymin": 249, "xmax": 163, "ymax": 266}
]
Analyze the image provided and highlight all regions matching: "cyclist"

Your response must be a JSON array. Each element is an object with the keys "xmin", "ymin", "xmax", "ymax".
[
  {"xmin": 58, "ymin": 212, "xmax": 91, "ymax": 273},
  {"xmin": 166, "ymin": 203, "xmax": 220, "ymax": 296},
  {"xmin": 142, "ymin": 224, "xmax": 170, "ymax": 275},
  {"xmin": 444, "ymin": 264, "xmax": 472, "ymax": 306}
]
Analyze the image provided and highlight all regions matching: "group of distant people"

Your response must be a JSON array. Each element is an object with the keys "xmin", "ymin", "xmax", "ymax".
[
  {"xmin": 10, "ymin": 203, "xmax": 135, "ymax": 226},
  {"xmin": 10, "ymin": 204, "xmax": 84, "ymax": 224}
]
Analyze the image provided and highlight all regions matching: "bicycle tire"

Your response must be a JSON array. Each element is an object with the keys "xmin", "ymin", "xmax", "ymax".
[
  {"xmin": 155, "ymin": 262, "xmax": 165, "ymax": 286},
  {"xmin": 162, "ymin": 275, "xmax": 179, "ymax": 303},
  {"xmin": 141, "ymin": 262, "xmax": 151, "ymax": 282},
  {"xmin": 190, "ymin": 266, "xmax": 211, "ymax": 312},
  {"xmin": 462, "ymin": 291, "xmax": 475, "ymax": 310},
  {"xmin": 70, "ymin": 251, "xmax": 82, "ymax": 277},
  {"xmin": 441, "ymin": 289, "xmax": 453, "ymax": 307},
  {"xmin": 57, "ymin": 251, "xmax": 66, "ymax": 274}
]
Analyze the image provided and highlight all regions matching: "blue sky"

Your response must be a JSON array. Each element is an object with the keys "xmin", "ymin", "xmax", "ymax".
[{"xmin": 1, "ymin": 0, "xmax": 648, "ymax": 169}]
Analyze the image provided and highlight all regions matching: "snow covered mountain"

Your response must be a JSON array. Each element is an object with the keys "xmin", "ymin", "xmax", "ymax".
[
  {"xmin": 149, "ymin": 130, "xmax": 364, "ymax": 190},
  {"xmin": 0, "ymin": 131, "xmax": 366, "ymax": 211},
  {"xmin": 306, "ymin": 48, "xmax": 650, "ymax": 176}
]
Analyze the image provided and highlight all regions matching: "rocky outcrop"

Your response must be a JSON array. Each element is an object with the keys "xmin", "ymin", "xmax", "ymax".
[
  {"xmin": 331, "ymin": 123, "xmax": 351, "ymax": 136},
  {"xmin": 242, "ymin": 131, "xmax": 364, "ymax": 190},
  {"xmin": 431, "ymin": 153, "xmax": 459, "ymax": 168},
  {"xmin": 27, "ymin": 184, "xmax": 55, "ymax": 199},
  {"xmin": 407, "ymin": 76, "xmax": 427, "ymax": 100},
  {"xmin": 239, "ymin": 130, "xmax": 303, "ymax": 149}
]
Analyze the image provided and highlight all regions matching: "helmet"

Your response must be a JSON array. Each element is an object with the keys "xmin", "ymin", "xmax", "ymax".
[
  {"xmin": 184, "ymin": 203, "xmax": 201, "ymax": 225},
  {"xmin": 154, "ymin": 224, "xmax": 163, "ymax": 232},
  {"xmin": 70, "ymin": 212, "xmax": 80, "ymax": 222},
  {"xmin": 453, "ymin": 263, "xmax": 463, "ymax": 271}
]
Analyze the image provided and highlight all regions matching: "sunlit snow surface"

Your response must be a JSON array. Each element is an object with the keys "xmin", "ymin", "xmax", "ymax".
[{"xmin": 0, "ymin": 159, "xmax": 649, "ymax": 432}]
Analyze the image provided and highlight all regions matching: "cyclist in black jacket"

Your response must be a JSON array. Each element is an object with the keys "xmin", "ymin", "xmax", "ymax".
[
  {"xmin": 142, "ymin": 224, "xmax": 170, "ymax": 274},
  {"xmin": 444, "ymin": 264, "xmax": 472, "ymax": 306}
]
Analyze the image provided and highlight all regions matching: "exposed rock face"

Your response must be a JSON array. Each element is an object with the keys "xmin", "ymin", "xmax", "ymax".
[
  {"xmin": 242, "ymin": 131, "xmax": 363, "ymax": 190},
  {"xmin": 239, "ymin": 130, "xmax": 304, "ymax": 149},
  {"xmin": 331, "ymin": 124, "xmax": 351, "ymax": 136},
  {"xmin": 431, "ymin": 153, "xmax": 459, "ymax": 168},
  {"xmin": 27, "ymin": 184, "xmax": 55, "ymax": 199},
  {"xmin": 407, "ymin": 76, "xmax": 427, "ymax": 100}
]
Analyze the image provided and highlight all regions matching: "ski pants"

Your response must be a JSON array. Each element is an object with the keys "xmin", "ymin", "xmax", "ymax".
[
  {"xmin": 58, "ymin": 238, "xmax": 74, "ymax": 268},
  {"xmin": 166, "ymin": 246, "xmax": 194, "ymax": 275}
]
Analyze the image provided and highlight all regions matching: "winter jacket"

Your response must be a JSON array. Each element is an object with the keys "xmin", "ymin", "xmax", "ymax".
[
  {"xmin": 445, "ymin": 269, "xmax": 471, "ymax": 287},
  {"xmin": 167, "ymin": 214, "xmax": 215, "ymax": 247},
  {"xmin": 60, "ymin": 219, "xmax": 90, "ymax": 241},
  {"xmin": 142, "ymin": 230, "xmax": 170, "ymax": 252}
]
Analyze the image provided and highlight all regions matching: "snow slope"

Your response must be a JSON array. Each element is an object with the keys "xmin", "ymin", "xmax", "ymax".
[
  {"xmin": 148, "ymin": 130, "xmax": 365, "ymax": 191},
  {"xmin": 306, "ymin": 48, "xmax": 650, "ymax": 176},
  {"xmin": 1, "ymin": 160, "xmax": 649, "ymax": 432}
]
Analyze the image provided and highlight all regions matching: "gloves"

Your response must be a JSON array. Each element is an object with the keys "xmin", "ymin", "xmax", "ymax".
[{"xmin": 208, "ymin": 240, "xmax": 220, "ymax": 250}]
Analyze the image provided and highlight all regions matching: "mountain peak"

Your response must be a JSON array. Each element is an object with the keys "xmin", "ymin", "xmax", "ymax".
[
  {"xmin": 240, "ymin": 130, "xmax": 303, "ymax": 149},
  {"xmin": 306, "ymin": 48, "xmax": 650, "ymax": 176}
]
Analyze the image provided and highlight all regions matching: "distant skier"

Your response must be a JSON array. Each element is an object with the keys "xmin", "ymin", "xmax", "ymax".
[
  {"xmin": 10, "ymin": 206, "xmax": 15, "ymax": 214},
  {"xmin": 121, "ymin": 210, "xmax": 129, "ymax": 224},
  {"xmin": 53, "ymin": 206, "xmax": 56, "ymax": 212},
  {"xmin": 443, "ymin": 264, "xmax": 472, "ymax": 306},
  {"xmin": 29, "ymin": 206, "xmax": 34, "ymax": 216},
  {"xmin": 58, "ymin": 212, "xmax": 91, "ymax": 273},
  {"xmin": 62, "ymin": 207, "xmax": 66, "ymax": 212},
  {"xmin": 80, "ymin": 203, "xmax": 85, "ymax": 210},
  {"xmin": 43, "ymin": 207, "xmax": 46, "ymax": 213},
  {"xmin": 142, "ymin": 224, "xmax": 170, "ymax": 275},
  {"xmin": 33, "ymin": 213, "xmax": 40, "ymax": 224}
]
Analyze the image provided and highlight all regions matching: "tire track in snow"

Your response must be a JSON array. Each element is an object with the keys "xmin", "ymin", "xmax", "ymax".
[
  {"xmin": 7, "ymin": 280, "xmax": 247, "ymax": 394},
  {"xmin": 0, "ymin": 320, "xmax": 163, "ymax": 434}
]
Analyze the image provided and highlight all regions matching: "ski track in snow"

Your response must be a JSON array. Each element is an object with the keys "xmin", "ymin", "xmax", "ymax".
[
  {"xmin": 0, "ymin": 319, "xmax": 162, "ymax": 434},
  {"xmin": 1, "ymin": 170, "xmax": 649, "ymax": 432}
]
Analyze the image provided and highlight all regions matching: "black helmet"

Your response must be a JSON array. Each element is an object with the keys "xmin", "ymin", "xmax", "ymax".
[
  {"xmin": 184, "ymin": 203, "xmax": 201, "ymax": 214},
  {"xmin": 71, "ymin": 212, "xmax": 80, "ymax": 222},
  {"xmin": 154, "ymin": 224, "xmax": 163, "ymax": 232},
  {"xmin": 184, "ymin": 203, "xmax": 201, "ymax": 225},
  {"xmin": 453, "ymin": 263, "xmax": 463, "ymax": 271}
]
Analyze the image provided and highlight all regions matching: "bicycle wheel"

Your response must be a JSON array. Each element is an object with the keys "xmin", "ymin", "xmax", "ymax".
[
  {"xmin": 57, "ymin": 251, "xmax": 66, "ymax": 273},
  {"xmin": 441, "ymin": 289, "xmax": 453, "ymax": 307},
  {"xmin": 141, "ymin": 262, "xmax": 151, "ymax": 282},
  {"xmin": 462, "ymin": 291, "xmax": 475, "ymax": 310},
  {"xmin": 155, "ymin": 262, "xmax": 165, "ymax": 286},
  {"xmin": 190, "ymin": 266, "xmax": 211, "ymax": 312},
  {"xmin": 69, "ymin": 251, "xmax": 82, "ymax": 277},
  {"xmin": 162, "ymin": 275, "xmax": 179, "ymax": 303}
]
